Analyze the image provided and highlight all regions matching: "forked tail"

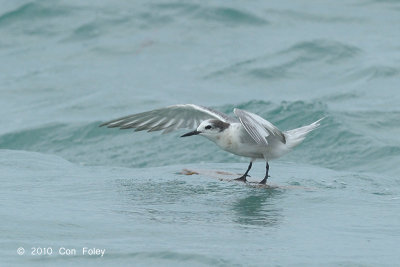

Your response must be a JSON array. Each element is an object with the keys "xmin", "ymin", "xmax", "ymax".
[{"xmin": 284, "ymin": 118, "xmax": 324, "ymax": 149}]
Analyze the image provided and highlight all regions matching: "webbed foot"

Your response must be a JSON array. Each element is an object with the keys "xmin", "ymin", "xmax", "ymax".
[{"xmin": 234, "ymin": 175, "xmax": 248, "ymax": 182}]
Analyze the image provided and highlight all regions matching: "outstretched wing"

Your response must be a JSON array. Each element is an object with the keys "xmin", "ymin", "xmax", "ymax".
[
  {"xmin": 100, "ymin": 104, "xmax": 235, "ymax": 134},
  {"xmin": 234, "ymin": 108, "xmax": 286, "ymax": 146}
]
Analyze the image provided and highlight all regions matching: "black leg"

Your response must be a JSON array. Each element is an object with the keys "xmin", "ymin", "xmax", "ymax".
[
  {"xmin": 259, "ymin": 162, "xmax": 269, "ymax": 184},
  {"xmin": 235, "ymin": 162, "xmax": 252, "ymax": 182}
]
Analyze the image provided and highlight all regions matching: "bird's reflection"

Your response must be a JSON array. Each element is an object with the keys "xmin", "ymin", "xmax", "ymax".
[
  {"xmin": 114, "ymin": 175, "xmax": 285, "ymax": 227},
  {"xmin": 232, "ymin": 188, "xmax": 284, "ymax": 227}
]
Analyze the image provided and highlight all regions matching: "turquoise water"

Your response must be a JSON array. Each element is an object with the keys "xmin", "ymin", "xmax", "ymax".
[{"xmin": 1, "ymin": 0, "xmax": 400, "ymax": 266}]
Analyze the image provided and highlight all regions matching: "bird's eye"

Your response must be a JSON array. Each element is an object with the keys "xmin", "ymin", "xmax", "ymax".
[{"xmin": 205, "ymin": 125, "xmax": 212, "ymax": 130}]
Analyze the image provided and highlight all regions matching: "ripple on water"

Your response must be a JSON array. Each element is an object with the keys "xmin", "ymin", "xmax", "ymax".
[{"xmin": 205, "ymin": 39, "xmax": 361, "ymax": 80}]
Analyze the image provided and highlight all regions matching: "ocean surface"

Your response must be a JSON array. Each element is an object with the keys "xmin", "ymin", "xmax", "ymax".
[{"xmin": 1, "ymin": 0, "xmax": 400, "ymax": 266}]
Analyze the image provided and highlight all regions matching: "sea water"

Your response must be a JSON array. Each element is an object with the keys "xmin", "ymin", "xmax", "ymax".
[{"xmin": 1, "ymin": 0, "xmax": 399, "ymax": 266}]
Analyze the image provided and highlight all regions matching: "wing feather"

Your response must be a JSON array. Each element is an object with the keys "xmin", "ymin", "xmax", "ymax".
[
  {"xmin": 100, "ymin": 104, "xmax": 236, "ymax": 133},
  {"xmin": 234, "ymin": 108, "xmax": 286, "ymax": 146}
]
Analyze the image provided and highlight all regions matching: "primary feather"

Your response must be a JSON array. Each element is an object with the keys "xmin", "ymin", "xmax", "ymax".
[{"xmin": 100, "ymin": 104, "xmax": 236, "ymax": 134}]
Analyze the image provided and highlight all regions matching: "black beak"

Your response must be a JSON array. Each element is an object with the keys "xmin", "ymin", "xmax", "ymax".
[{"xmin": 181, "ymin": 130, "xmax": 201, "ymax": 137}]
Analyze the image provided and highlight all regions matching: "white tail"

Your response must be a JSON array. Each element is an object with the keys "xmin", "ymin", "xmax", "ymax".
[{"xmin": 284, "ymin": 118, "xmax": 324, "ymax": 149}]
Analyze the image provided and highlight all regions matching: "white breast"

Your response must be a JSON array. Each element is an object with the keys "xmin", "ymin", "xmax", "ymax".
[{"xmin": 212, "ymin": 123, "xmax": 265, "ymax": 159}]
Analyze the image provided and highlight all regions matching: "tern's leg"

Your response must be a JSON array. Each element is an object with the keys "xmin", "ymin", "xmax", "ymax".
[
  {"xmin": 259, "ymin": 162, "xmax": 269, "ymax": 185},
  {"xmin": 235, "ymin": 162, "xmax": 252, "ymax": 182}
]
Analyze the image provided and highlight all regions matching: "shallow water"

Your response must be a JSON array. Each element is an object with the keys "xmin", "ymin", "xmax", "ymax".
[{"xmin": 1, "ymin": 0, "xmax": 400, "ymax": 266}]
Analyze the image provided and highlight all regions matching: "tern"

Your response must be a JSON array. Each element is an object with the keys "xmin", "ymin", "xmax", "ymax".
[{"xmin": 100, "ymin": 104, "xmax": 323, "ymax": 184}]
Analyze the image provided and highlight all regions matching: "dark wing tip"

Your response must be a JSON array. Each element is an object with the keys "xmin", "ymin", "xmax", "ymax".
[
  {"xmin": 99, "ymin": 122, "xmax": 115, "ymax": 128},
  {"xmin": 282, "ymin": 133, "xmax": 286, "ymax": 144}
]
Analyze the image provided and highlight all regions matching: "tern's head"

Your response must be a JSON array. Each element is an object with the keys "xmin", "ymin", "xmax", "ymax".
[{"xmin": 181, "ymin": 119, "xmax": 230, "ymax": 139}]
